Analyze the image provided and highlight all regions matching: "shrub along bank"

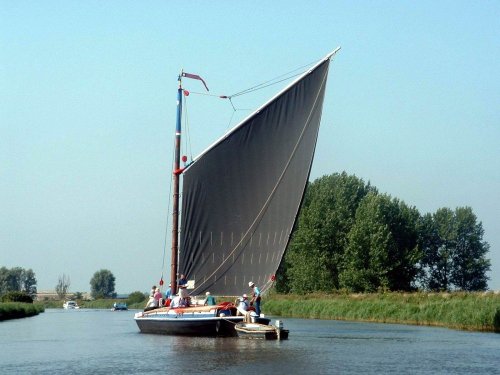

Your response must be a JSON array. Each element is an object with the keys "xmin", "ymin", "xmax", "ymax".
[
  {"xmin": 0, "ymin": 302, "xmax": 44, "ymax": 321},
  {"xmin": 264, "ymin": 292, "xmax": 500, "ymax": 333}
]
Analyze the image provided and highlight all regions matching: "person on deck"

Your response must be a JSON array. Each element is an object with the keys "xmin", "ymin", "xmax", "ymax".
[
  {"xmin": 179, "ymin": 285, "xmax": 190, "ymax": 307},
  {"xmin": 144, "ymin": 285, "xmax": 157, "ymax": 309},
  {"xmin": 164, "ymin": 283, "xmax": 172, "ymax": 306},
  {"xmin": 249, "ymin": 281, "xmax": 261, "ymax": 316},
  {"xmin": 153, "ymin": 287, "xmax": 163, "ymax": 308},
  {"xmin": 178, "ymin": 274, "xmax": 188, "ymax": 287},
  {"xmin": 236, "ymin": 294, "xmax": 249, "ymax": 316},
  {"xmin": 170, "ymin": 293, "xmax": 182, "ymax": 308},
  {"xmin": 204, "ymin": 291, "xmax": 216, "ymax": 306},
  {"xmin": 150, "ymin": 285, "xmax": 156, "ymax": 296}
]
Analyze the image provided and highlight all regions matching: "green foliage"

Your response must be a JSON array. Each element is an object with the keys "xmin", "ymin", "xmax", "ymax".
[
  {"xmin": 340, "ymin": 193, "xmax": 420, "ymax": 292},
  {"xmin": 0, "ymin": 267, "xmax": 37, "ymax": 298},
  {"xmin": 418, "ymin": 207, "xmax": 490, "ymax": 291},
  {"xmin": 279, "ymin": 172, "xmax": 491, "ymax": 294},
  {"xmin": 451, "ymin": 207, "xmax": 490, "ymax": 291},
  {"xmin": 127, "ymin": 291, "xmax": 147, "ymax": 304},
  {"xmin": 280, "ymin": 173, "xmax": 374, "ymax": 293},
  {"xmin": 73, "ymin": 291, "xmax": 83, "ymax": 299},
  {"xmin": 1, "ymin": 291, "xmax": 34, "ymax": 303},
  {"xmin": 0, "ymin": 302, "xmax": 44, "ymax": 321},
  {"xmin": 90, "ymin": 269, "xmax": 116, "ymax": 299}
]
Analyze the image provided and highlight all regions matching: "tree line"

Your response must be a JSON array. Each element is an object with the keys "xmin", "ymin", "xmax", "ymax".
[
  {"xmin": 276, "ymin": 172, "xmax": 491, "ymax": 294},
  {"xmin": 0, "ymin": 267, "xmax": 37, "ymax": 298},
  {"xmin": 0, "ymin": 267, "xmax": 117, "ymax": 300}
]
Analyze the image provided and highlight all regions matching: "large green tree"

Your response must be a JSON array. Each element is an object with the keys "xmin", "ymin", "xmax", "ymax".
[
  {"xmin": 279, "ymin": 173, "xmax": 374, "ymax": 293},
  {"xmin": 90, "ymin": 269, "xmax": 116, "ymax": 299},
  {"xmin": 339, "ymin": 193, "xmax": 420, "ymax": 292}
]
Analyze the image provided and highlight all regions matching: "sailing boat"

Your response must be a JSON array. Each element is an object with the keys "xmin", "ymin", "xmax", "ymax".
[{"xmin": 134, "ymin": 48, "xmax": 340, "ymax": 335}]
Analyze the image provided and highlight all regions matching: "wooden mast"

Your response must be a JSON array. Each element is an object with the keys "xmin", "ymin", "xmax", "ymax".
[
  {"xmin": 171, "ymin": 71, "xmax": 208, "ymax": 296},
  {"xmin": 171, "ymin": 71, "xmax": 183, "ymax": 296}
]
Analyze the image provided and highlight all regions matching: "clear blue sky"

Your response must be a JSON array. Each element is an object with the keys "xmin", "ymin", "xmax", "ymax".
[{"xmin": 1, "ymin": 1, "xmax": 499, "ymax": 293}]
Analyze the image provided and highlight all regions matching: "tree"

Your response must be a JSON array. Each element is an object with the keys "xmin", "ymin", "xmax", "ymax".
[
  {"xmin": 416, "ymin": 213, "xmax": 441, "ymax": 289},
  {"xmin": 427, "ymin": 208, "xmax": 455, "ymax": 291},
  {"xmin": 0, "ymin": 267, "xmax": 13, "ymax": 295},
  {"xmin": 0, "ymin": 267, "xmax": 37, "ymax": 297},
  {"xmin": 90, "ymin": 269, "xmax": 116, "ymax": 299},
  {"xmin": 418, "ymin": 207, "xmax": 490, "ymax": 291},
  {"xmin": 127, "ymin": 291, "xmax": 147, "ymax": 305},
  {"xmin": 340, "ymin": 193, "xmax": 393, "ymax": 292},
  {"xmin": 339, "ymin": 193, "xmax": 421, "ymax": 292},
  {"xmin": 73, "ymin": 292, "xmax": 83, "ymax": 300},
  {"xmin": 279, "ymin": 173, "xmax": 374, "ymax": 293},
  {"xmin": 55, "ymin": 274, "xmax": 71, "ymax": 300},
  {"xmin": 450, "ymin": 207, "xmax": 490, "ymax": 291},
  {"xmin": 22, "ymin": 269, "xmax": 37, "ymax": 298},
  {"xmin": 1, "ymin": 291, "xmax": 33, "ymax": 303}
]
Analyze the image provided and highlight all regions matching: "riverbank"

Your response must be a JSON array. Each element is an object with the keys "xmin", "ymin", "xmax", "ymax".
[
  {"xmin": 0, "ymin": 302, "xmax": 45, "ymax": 321},
  {"xmin": 264, "ymin": 292, "xmax": 500, "ymax": 333}
]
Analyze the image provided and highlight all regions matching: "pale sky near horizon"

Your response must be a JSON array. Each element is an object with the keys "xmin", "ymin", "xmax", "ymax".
[{"xmin": 2, "ymin": 1, "xmax": 499, "ymax": 293}]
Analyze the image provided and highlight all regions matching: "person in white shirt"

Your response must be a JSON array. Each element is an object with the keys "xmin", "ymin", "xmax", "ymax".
[{"xmin": 236, "ymin": 294, "xmax": 249, "ymax": 316}]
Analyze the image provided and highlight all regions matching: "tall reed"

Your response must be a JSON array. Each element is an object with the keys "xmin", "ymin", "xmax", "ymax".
[{"xmin": 263, "ymin": 292, "xmax": 500, "ymax": 332}]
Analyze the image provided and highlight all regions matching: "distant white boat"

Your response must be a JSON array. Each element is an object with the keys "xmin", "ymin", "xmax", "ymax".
[{"xmin": 63, "ymin": 300, "xmax": 80, "ymax": 309}]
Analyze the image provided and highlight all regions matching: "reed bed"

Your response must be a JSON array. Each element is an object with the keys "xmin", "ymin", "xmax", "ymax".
[
  {"xmin": 263, "ymin": 292, "xmax": 500, "ymax": 333},
  {"xmin": 0, "ymin": 302, "xmax": 44, "ymax": 321}
]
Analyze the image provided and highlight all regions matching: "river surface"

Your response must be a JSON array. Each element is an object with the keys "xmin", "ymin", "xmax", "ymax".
[{"xmin": 0, "ymin": 309, "xmax": 498, "ymax": 374}]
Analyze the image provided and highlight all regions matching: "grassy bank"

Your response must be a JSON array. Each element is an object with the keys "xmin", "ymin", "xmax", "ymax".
[
  {"xmin": 264, "ymin": 292, "xmax": 500, "ymax": 333},
  {"xmin": 0, "ymin": 302, "xmax": 45, "ymax": 321}
]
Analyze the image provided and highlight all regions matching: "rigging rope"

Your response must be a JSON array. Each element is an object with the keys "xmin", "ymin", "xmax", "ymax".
[
  {"xmin": 226, "ymin": 59, "xmax": 317, "ymax": 98},
  {"xmin": 187, "ymin": 60, "xmax": 318, "ymax": 128},
  {"xmin": 160, "ymin": 136, "xmax": 176, "ymax": 290},
  {"xmin": 183, "ymin": 93, "xmax": 193, "ymax": 162}
]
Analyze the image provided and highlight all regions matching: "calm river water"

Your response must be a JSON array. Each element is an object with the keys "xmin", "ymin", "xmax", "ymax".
[{"xmin": 0, "ymin": 309, "xmax": 498, "ymax": 374}]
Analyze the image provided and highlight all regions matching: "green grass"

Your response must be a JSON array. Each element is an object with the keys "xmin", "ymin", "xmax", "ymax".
[
  {"xmin": 263, "ymin": 291, "xmax": 500, "ymax": 333},
  {"xmin": 0, "ymin": 302, "xmax": 45, "ymax": 321}
]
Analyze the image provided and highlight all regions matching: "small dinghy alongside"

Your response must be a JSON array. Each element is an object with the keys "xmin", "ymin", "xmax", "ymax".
[{"xmin": 235, "ymin": 320, "xmax": 289, "ymax": 340}]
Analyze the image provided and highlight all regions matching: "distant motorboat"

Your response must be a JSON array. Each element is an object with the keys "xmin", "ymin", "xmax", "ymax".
[
  {"xmin": 112, "ymin": 302, "xmax": 128, "ymax": 311},
  {"xmin": 63, "ymin": 300, "xmax": 80, "ymax": 309}
]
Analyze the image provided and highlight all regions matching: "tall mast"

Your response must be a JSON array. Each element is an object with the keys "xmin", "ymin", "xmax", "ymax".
[
  {"xmin": 170, "ymin": 71, "xmax": 208, "ymax": 296},
  {"xmin": 171, "ymin": 72, "xmax": 183, "ymax": 295}
]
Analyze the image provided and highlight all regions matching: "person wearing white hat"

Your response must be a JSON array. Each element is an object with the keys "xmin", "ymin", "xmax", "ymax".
[
  {"xmin": 204, "ymin": 291, "xmax": 216, "ymax": 306},
  {"xmin": 248, "ymin": 281, "xmax": 261, "ymax": 316},
  {"xmin": 236, "ymin": 293, "xmax": 249, "ymax": 316}
]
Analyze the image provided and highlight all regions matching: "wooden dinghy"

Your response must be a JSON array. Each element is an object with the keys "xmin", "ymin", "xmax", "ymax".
[{"xmin": 234, "ymin": 321, "xmax": 289, "ymax": 340}]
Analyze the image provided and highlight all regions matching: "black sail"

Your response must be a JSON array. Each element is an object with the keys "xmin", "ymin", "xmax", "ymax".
[{"xmin": 179, "ymin": 56, "xmax": 332, "ymax": 296}]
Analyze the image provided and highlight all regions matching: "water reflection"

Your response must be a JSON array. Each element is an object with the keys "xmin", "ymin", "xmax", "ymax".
[{"xmin": 168, "ymin": 335, "xmax": 296, "ymax": 373}]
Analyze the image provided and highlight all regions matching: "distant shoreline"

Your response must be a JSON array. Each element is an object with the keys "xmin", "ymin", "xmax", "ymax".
[{"xmin": 263, "ymin": 291, "xmax": 500, "ymax": 333}]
